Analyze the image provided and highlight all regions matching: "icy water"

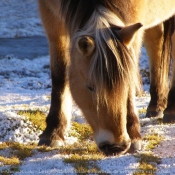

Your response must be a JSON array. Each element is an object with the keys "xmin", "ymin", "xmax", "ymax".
[{"xmin": 0, "ymin": 36, "xmax": 48, "ymax": 59}]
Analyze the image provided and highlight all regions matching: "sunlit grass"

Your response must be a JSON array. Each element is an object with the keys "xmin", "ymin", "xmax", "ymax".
[
  {"xmin": 0, "ymin": 151, "xmax": 21, "ymax": 175},
  {"xmin": 0, "ymin": 141, "xmax": 54, "ymax": 174},
  {"xmin": 0, "ymin": 142, "xmax": 8, "ymax": 150},
  {"xmin": 138, "ymin": 108, "xmax": 147, "ymax": 115},
  {"xmin": 69, "ymin": 122, "xmax": 93, "ymax": 141},
  {"xmin": 134, "ymin": 130, "xmax": 163, "ymax": 175},
  {"xmin": 0, "ymin": 118, "xmax": 105, "ymax": 174},
  {"xmin": 14, "ymin": 109, "xmax": 168, "ymax": 174},
  {"xmin": 0, "ymin": 156, "xmax": 20, "ymax": 166},
  {"xmin": 0, "ymin": 166, "xmax": 20, "ymax": 175},
  {"xmin": 143, "ymin": 133, "xmax": 164, "ymax": 151},
  {"xmin": 64, "ymin": 153, "xmax": 104, "ymax": 174},
  {"xmin": 134, "ymin": 153, "xmax": 161, "ymax": 175},
  {"xmin": 10, "ymin": 142, "xmax": 36, "ymax": 160},
  {"xmin": 0, "ymin": 142, "xmax": 36, "ymax": 160},
  {"xmin": 63, "ymin": 141, "xmax": 106, "ymax": 175},
  {"xmin": 17, "ymin": 109, "xmax": 46, "ymax": 131},
  {"xmin": 63, "ymin": 122, "xmax": 108, "ymax": 174}
]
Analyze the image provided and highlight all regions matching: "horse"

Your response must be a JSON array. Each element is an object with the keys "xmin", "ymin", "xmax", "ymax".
[{"xmin": 37, "ymin": 0, "xmax": 175, "ymax": 156}]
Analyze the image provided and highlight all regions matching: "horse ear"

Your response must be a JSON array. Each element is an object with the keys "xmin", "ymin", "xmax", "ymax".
[
  {"xmin": 119, "ymin": 23, "xmax": 143, "ymax": 47},
  {"xmin": 76, "ymin": 36, "xmax": 95, "ymax": 56}
]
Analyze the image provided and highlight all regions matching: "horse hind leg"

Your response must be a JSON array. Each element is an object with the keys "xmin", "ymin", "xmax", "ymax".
[
  {"xmin": 144, "ymin": 23, "xmax": 170, "ymax": 118},
  {"xmin": 163, "ymin": 29, "xmax": 175, "ymax": 123},
  {"xmin": 38, "ymin": 1, "xmax": 72, "ymax": 147}
]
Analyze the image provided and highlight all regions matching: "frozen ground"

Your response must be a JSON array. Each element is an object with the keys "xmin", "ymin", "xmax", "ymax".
[
  {"xmin": 0, "ymin": 0, "xmax": 175, "ymax": 174},
  {"xmin": 0, "ymin": 0, "xmax": 44, "ymax": 38}
]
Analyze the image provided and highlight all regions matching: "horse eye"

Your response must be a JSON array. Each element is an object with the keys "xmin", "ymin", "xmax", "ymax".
[{"xmin": 86, "ymin": 85, "xmax": 95, "ymax": 92}]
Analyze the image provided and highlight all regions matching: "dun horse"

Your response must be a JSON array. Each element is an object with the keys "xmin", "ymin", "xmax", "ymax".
[{"xmin": 38, "ymin": 0, "xmax": 175, "ymax": 156}]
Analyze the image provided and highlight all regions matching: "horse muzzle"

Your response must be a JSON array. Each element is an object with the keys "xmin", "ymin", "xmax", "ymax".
[{"xmin": 98, "ymin": 141, "xmax": 131, "ymax": 156}]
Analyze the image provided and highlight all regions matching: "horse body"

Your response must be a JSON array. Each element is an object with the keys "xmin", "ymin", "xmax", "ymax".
[
  {"xmin": 38, "ymin": 0, "xmax": 175, "ymax": 156},
  {"xmin": 143, "ymin": 0, "xmax": 175, "ymax": 28}
]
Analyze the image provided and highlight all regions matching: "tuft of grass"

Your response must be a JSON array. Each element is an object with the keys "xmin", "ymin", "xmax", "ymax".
[
  {"xmin": 69, "ymin": 122, "xmax": 93, "ymax": 141},
  {"xmin": 0, "ymin": 121, "xmax": 104, "ymax": 174},
  {"xmin": 0, "ymin": 156, "xmax": 20, "ymax": 166},
  {"xmin": 0, "ymin": 155, "xmax": 21, "ymax": 175},
  {"xmin": 0, "ymin": 142, "xmax": 36, "ymax": 160},
  {"xmin": 64, "ymin": 153, "xmax": 105, "ymax": 175},
  {"xmin": 0, "ymin": 142, "xmax": 57, "ymax": 174},
  {"xmin": 37, "ymin": 145, "xmax": 57, "ymax": 152},
  {"xmin": 134, "ymin": 153, "xmax": 161, "ymax": 175},
  {"xmin": 138, "ymin": 108, "xmax": 147, "ymax": 115},
  {"xmin": 64, "ymin": 122, "xmax": 108, "ymax": 174},
  {"xmin": 63, "ymin": 143, "xmax": 106, "ymax": 175},
  {"xmin": 8, "ymin": 142, "xmax": 36, "ymax": 160},
  {"xmin": 0, "ymin": 166, "xmax": 20, "ymax": 175},
  {"xmin": 143, "ymin": 133, "xmax": 164, "ymax": 151},
  {"xmin": 0, "ymin": 142, "xmax": 8, "ymax": 150},
  {"xmin": 17, "ymin": 109, "xmax": 46, "ymax": 131},
  {"xmin": 134, "ymin": 131, "xmax": 163, "ymax": 175},
  {"xmin": 61, "ymin": 141, "xmax": 100, "ymax": 155}
]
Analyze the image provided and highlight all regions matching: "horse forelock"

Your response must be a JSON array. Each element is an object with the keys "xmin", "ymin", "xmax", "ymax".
[
  {"xmin": 68, "ymin": 4, "xmax": 140, "ymax": 112},
  {"xmin": 60, "ymin": 0, "xmax": 123, "ymax": 34}
]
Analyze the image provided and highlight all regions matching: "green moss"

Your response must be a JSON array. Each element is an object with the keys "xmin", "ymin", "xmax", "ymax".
[
  {"xmin": 144, "ymin": 133, "xmax": 164, "ymax": 151},
  {"xmin": 0, "ymin": 155, "xmax": 20, "ymax": 175},
  {"xmin": 65, "ymin": 153, "xmax": 105, "ymax": 174},
  {"xmin": 0, "ymin": 156, "xmax": 20, "ymax": 166},
  {"xmin": 0, "ymin": 142, "xmax": 36, "ymax": 160},
  {"xmin": 17, "ymin": 109, "xmax": 46, "ymax": 131},
  {"xmin": 134, "ymin": 153, "xmax": 161, "ymax": 175},
  {"xmin": 0, "ymin": 166, "xmax": 20, "ymax": 175},
  {"xmin": 37, "ymin": 145, "xmax": 57, "ymax": 152},
  {"xmin": 138, "ymin": 108, "xmax": 147, "ymax": 115},
  {"xmin": 63, "ymin": 122, "xmax": 108, "ymax": 174},
  {"xmin": 9, "ymin": 142, "xmax": 36, "ymax": 160},
  {"xmin": 64, "ymin": 146, "xmax": 106, "ymax": 175},
  {"xmin": 61, "ymin": 141, "xmax": 99, "ymax": 155},
  {"xmin": 134, "ymin": 131, "xmax": 163, "ymax": 175},
  {"xmin": 69, "ymin": 122, "xmax": 93, "ymax": 141},
  {"xmin": 0, "ymin": 142, "xmax": 8, "ymax": 150}
]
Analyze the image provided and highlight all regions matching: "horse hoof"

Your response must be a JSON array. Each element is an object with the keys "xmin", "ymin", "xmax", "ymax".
[
  {"xmin": 163, "ymin": 114, "xmax": 175, "ymax": 123},
  {"xmin": 146, "ymin": 110, "xmax": 163, "ymax": 118},
  {"xmin": 38, "ymin": 139, "xmax": 64, "ymax": 148},
  {"xmin": 128, "ymin": 140, "xmax": 142, "ymax": 154},
  {"xmin": 38, "ymin": 139, "xmax": 51, "ymax": 146}
]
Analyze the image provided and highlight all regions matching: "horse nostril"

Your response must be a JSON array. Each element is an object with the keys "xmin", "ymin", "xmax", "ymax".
[
  {"xmin": 99, "ymin": 142, "xmax": 110, "ymax": 151},
  {"xmin": 99, "ymin": 142, "xmax": 129, "ymax": 156}
]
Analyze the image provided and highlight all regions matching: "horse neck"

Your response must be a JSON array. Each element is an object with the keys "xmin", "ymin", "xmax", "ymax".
[{"xmin": 112, "ymin": 0, "xmax": 175, "ymax": 29}]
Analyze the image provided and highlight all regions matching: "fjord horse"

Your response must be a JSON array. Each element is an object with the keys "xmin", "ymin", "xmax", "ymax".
[{"xmin": 38, "ymin": 0, "xmax": 175, "ymax": 156}]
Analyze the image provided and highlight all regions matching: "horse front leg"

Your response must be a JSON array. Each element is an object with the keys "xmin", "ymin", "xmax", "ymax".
[
  {"xmin": 127, "ymin": 90, "xmax": 142, "ymax": 153},
  {"xmin": 163, "ymin": 30, "xmax": 175, "ymax": 123},
  {"xmin": 144, "ymin": 24, "xmax": 169, "ymax": 118},
  {"xmin": 39, "ymin": 44, "xmax": 72, "ymax": 147},
  {"xmin": 38, "ymin": 1, "xmax": 71, "ymax": 147}
]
